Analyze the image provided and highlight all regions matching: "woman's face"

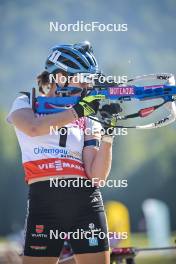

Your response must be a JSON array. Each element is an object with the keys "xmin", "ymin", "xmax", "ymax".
[{"xmin": 46, "ymin": 72, "xmax": 92, "ymax": 97}]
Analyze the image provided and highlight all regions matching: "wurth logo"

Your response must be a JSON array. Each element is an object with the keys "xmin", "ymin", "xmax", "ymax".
[
  {"xmin": 31, "ymin": 225, "xmax": 47, "ymax": 238},
  {"xmin": 36, "ymin": 225, "xmax": 44, "ymax": 234}
]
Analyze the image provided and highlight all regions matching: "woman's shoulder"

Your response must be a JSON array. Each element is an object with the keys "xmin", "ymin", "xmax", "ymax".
[
  {"xmin": 12, "ymin": 92, "xmax": 31, "ymax": 106},
  {"xmin": 6, "ymin": 93, "xmax": 31, "ymax": 124}
]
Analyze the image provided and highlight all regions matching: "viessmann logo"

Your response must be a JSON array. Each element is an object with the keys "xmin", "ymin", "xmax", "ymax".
[
  {"xmin": 38, "ymin": 160, "xmax": 63, "ymax": 171},
  {"xmin": 38, "ymin": 160, "xmax": 84, "ymax": 171}
]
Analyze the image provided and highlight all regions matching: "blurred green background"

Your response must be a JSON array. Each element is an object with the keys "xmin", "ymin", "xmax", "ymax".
[{"xmin": 0, "ymin": 0, "xmax": 176, "ymax": 258}]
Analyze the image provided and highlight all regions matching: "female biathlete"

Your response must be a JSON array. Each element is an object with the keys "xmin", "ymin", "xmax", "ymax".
[{"xmin": 7, "ymin": 41, "xmax": 121, "ymax": 264}]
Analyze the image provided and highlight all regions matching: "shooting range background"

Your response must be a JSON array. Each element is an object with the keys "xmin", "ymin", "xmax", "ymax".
[{"xmin": 0, "ymin": 0, "xmax": 176, "ymax": 240}]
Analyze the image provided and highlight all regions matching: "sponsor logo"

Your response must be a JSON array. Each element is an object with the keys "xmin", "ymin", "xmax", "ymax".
[
  {"xmin": 38, "ymin": 160, "xmax": 63, "ymax": 171},
  {"xmin": 62, "ymin": 162, "xmax": 84, "ymax": 171},
  {"xmin": 31, "ymin": 225, "xmax": 47, "ymax": 238},
  {"xmin": 91, "ymin": 197, "xmax": 99, "ymax": 203},
  {"xmin": 109, "ymin": 87, "xmax": 134, "ymax": 95},
  {"xmin": 89, "ymin": 237, "xmax": 98, "ymax": 246},
  {"xmin": 38, "ymin": 160, "xmax": 84, "ymax": 171},
  {"xmin": 34, "ymin": 147, "xmax": 68, "ymax": 156},
  {"xmin": 89, "ymin": 223, "xmax": 95, "ymax": 229},
  {"xmin": 31, "ymin": 233, "xmax": 47, "ymax": 238},
  {"xmin": 63, "ymin": 151, "xmax": 82, "ymax": 160},
  {"xmin": 36, "ymin": 225, "xmax": 44, "ymax": 234},
  {"xmin": 144, "ymin": 85, "xmax": 163, "ymax": 89},
  {"xmin": 30, "ymin": 245, "xmax": 47, "ymax": 250},
  {"xmin": 33, "ymin": 147, "xmax": 81, "ymax": 160}
]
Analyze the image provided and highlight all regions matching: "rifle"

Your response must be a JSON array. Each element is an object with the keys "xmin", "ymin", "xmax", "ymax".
[
  {"xmin": 31, "ymin": 73, "xmax": 176, "ymax": 129},
  {"xmin": 111, "ymin": 246, "xmax": 176, "ymax": 264}
]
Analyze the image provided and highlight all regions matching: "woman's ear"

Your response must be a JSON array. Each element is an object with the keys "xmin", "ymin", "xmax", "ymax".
[
  {"xmin": 56, "ymin": 72, "xmax": 68, "ymax": 87},
  {"xmin": 46, "ymin": 83, "xmax": 57, "ymax": 96}
]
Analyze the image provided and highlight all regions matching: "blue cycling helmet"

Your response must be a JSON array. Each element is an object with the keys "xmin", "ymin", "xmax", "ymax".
[{"xmin": 45, "ymin": 41, "xmax": 100, "ymax": 75}]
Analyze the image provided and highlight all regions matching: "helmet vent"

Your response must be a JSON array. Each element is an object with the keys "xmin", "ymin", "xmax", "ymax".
[
  {"xmin": 58, "ymin": 48, "xmax": 89, "ymax": 70},
  {"xmin": 92, "ymin": 56, "xmax": 97, "ymax": 65},
  {"xmin": 63, "ymin": 59, "xmax": 79, "ymax": 69},
  {"xmin": 86, "ymin": 55, "xmax": 93, "ymax": 66}
]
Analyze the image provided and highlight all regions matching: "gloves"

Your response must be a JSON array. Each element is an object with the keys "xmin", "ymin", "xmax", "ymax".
[
  {"xmin": 73, "ymin": 94, "xmax": 105, "ymax": 118},
  {"xmin": 99, "ymin": 103, "xmax": 122, "ymax": 136}
]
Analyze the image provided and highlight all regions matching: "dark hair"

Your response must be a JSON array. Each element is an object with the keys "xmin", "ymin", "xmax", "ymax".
[
  {"xmin": 37, "ymin": 70, "xmax": 69, "ymax": 94},
  {"xmin": 37, "ymin": 71, "xmax": 50, "ymax": 94}
]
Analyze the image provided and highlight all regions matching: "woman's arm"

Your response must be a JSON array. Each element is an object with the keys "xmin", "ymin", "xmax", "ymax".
[
  {"xmin": 83, "ymin": 140, "xmax": 113, "ymax": 182},
  {"xmin": 11, "ymin": 108, "xmax": 76, "ymax": 137},
  {"xmin": 10, "ymin": 91, "xmax": 102, "ymax": 137}
]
